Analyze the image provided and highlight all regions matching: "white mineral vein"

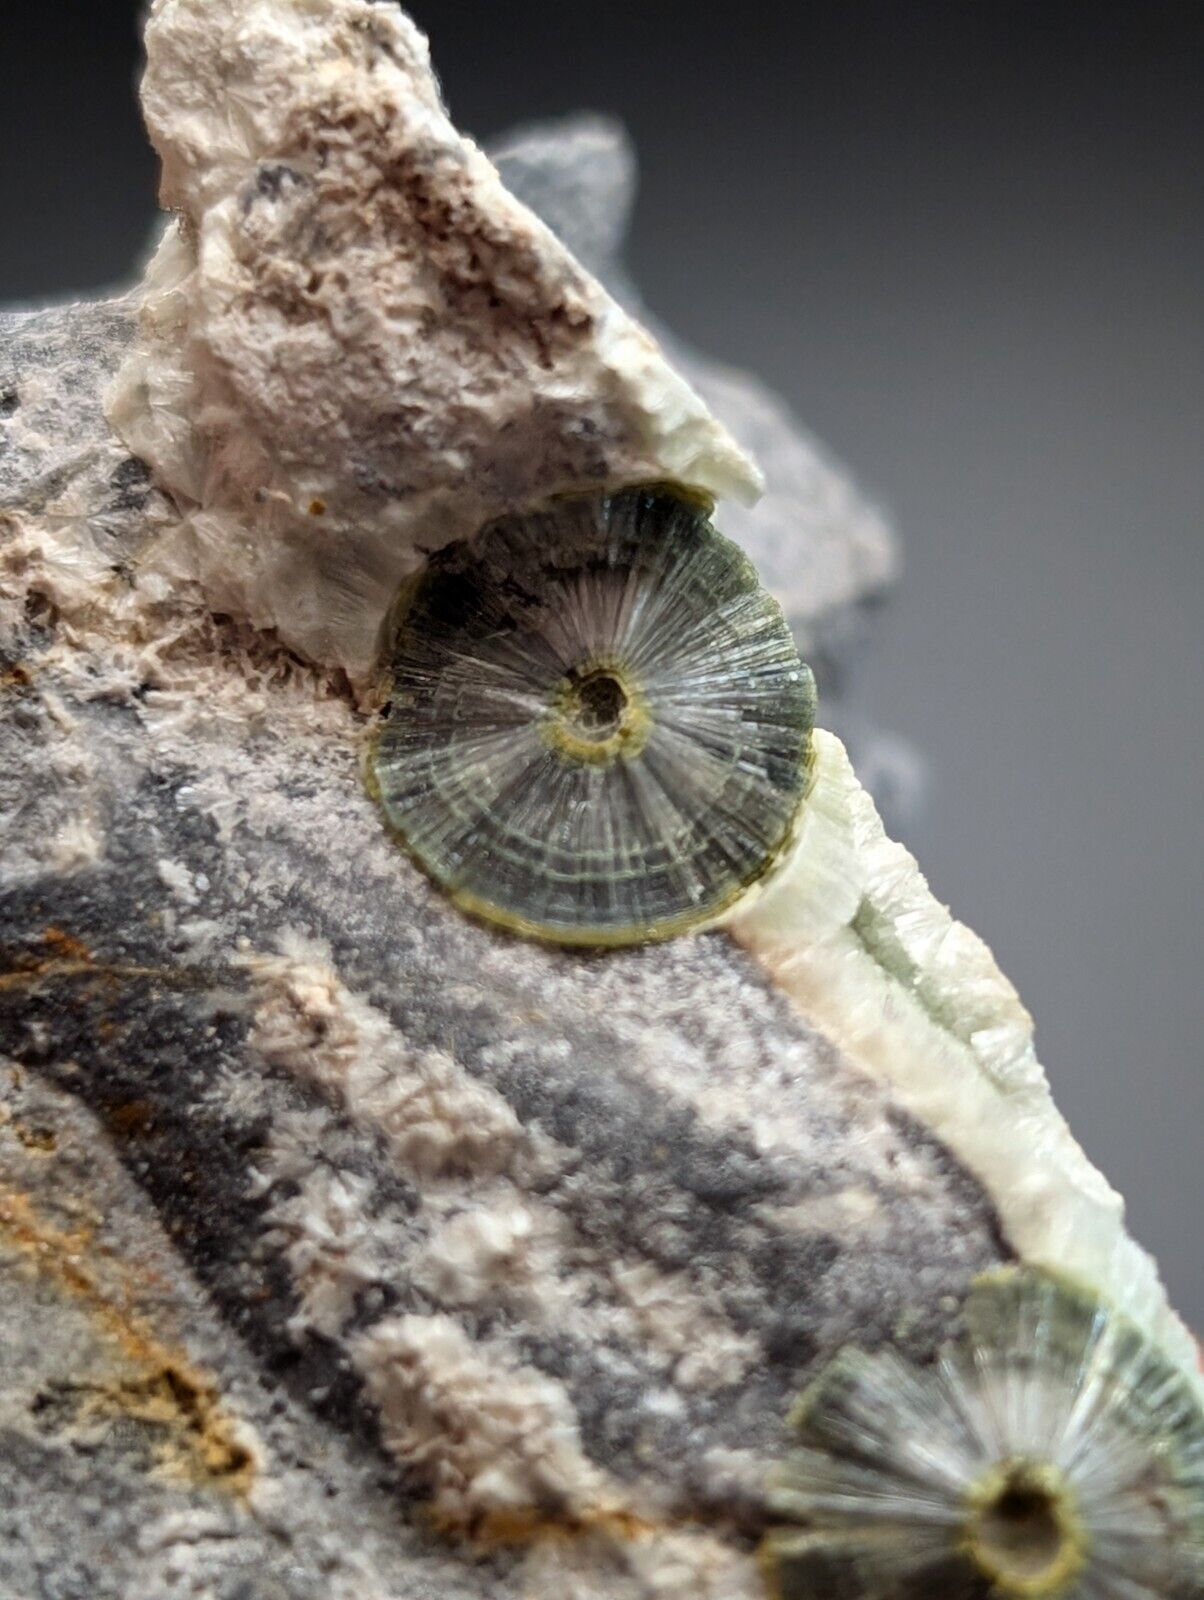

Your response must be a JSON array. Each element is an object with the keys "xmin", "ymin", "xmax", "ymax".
[{"xmin": 728, "ymin": 734, "xmax": 1197, "ymax": 1373}]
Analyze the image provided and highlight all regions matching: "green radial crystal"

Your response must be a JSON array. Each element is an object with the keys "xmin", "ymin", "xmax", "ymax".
[
  {"xmin": 762, "ymin": 1267, "xmax": 1204, "ymax": 1600},
  {"xmin": 371, "ymin": 485, "xmax": 816, "ymax": 946}
]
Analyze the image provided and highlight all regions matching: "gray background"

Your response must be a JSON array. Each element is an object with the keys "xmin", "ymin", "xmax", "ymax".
[{"xmin": 2, "ymin": 1, "xmax": 1200, "ymax": 1325}]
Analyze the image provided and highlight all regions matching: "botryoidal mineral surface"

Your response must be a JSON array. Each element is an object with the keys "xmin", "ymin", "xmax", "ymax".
[{"xmin": 0, "ymin": 3, "xmax": 1196, "ymax": 1599}]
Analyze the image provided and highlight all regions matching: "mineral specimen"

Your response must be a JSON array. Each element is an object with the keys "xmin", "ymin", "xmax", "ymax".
[
  {"xmin": 0, "ymin": 1, "xmax": 1198, "ymax": 1598},
  {"xmin": 371, "ymin": 486, "xmax": 815, "ymax": 944}
]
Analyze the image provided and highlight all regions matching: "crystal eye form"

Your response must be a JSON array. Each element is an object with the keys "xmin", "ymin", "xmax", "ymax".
[
  {"xmin": 761, "ymin": 1266, "xmax": 1204, "ymax": 1600},
  {"xmin": 370, "ymin": 485, "xmax": 816, "ymax": 946}
]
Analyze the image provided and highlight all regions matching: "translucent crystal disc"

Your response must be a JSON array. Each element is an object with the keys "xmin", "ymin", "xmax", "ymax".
[
  {"xmin": 372, "ymin": 486, "xmax": 815, "ymax": 945},
  {"xmin": 764, "ymin": 1267, "xmax": 1204, "ymax": 1600}
]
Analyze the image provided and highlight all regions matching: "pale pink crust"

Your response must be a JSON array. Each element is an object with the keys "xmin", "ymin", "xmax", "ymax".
[{"xmin": 110, "ymin": 0, "xmax": 759, "ymax": 682}]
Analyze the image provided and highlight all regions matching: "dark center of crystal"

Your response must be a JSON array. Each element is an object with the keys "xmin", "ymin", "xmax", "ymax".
[
  {"xmin": 975, "ymin": 1468, "xmax": 1067, "ymax": 1581},
  {"xmin": 570, "ymin": 670, "xmax": 628, "ymax": 737}
]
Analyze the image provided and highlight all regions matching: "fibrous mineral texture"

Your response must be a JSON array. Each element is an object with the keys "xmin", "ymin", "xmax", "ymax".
[{"xmin": 0, "ymin": 2, "xmax": 1195, "ymax": 1598}]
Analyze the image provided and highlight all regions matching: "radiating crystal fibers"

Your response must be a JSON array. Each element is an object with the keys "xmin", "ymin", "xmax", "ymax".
[{"xmin": 372, "ymin": 486, "xmax": 814, "ymax": 945}]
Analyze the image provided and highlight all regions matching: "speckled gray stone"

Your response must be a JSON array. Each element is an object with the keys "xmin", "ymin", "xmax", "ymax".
[{"xmin": 0, "ymin": 292, "xmax": 1007, "ymax": 1599}]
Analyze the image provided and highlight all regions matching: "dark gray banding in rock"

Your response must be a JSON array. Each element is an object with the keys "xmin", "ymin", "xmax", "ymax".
[
  {"xmin": 0, "ymin": 646, "xmax": 1009, "ymax": 1510},
  {"xmin": 0, "ymin": 288, "xmax": 1004, "ymax": 1592}
]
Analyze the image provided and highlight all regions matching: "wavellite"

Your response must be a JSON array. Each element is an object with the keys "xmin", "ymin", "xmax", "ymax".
[{"xmin": 0, "ymin": 3, "xmax": 1195, "ymax": 1599}]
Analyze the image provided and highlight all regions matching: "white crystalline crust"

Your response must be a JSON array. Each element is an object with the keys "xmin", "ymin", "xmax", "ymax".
[
  {"xmin": 729, "ymin": 732, "xmax": 1200, "ymax": 1383},
  {"xmin": 108, "ymin": 0, "xmax": 760, "ymax": 682}
]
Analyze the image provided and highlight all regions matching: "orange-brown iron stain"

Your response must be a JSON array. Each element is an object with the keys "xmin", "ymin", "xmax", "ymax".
[
  {"xmin": 0, "ymin": 1183, "xmax": 254, "ymax": 1493},
  {"xmin": 0, "ymin": 930, "xmax": 749, "ymax": 1556},
  {"xmin": 0, "ymin": 927, "xmax": 206, "ymax": 995},
  {"xmin": 453, "ymin": 1504, "xmax": 660, "ymax": 1548},
  {"xmin": 39, "ymin": 927, "xmax": 93, "ymax": 964},
  {"xmin": 106, "ymin": 1100, "xmax": 156, "ymax": 1138},
  {"xmin": 428, "ymin": 1500, "xmax": 751, "ymax": 1563},
  {"xmin": 11, "ymin": 1121, "xmax": 56, "ymax": 1152}
]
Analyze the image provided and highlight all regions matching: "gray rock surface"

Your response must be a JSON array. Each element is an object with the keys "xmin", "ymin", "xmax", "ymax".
[{"xmin": 0, "ymin": 298, "xmax": 1006, "ymax": 1598}]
